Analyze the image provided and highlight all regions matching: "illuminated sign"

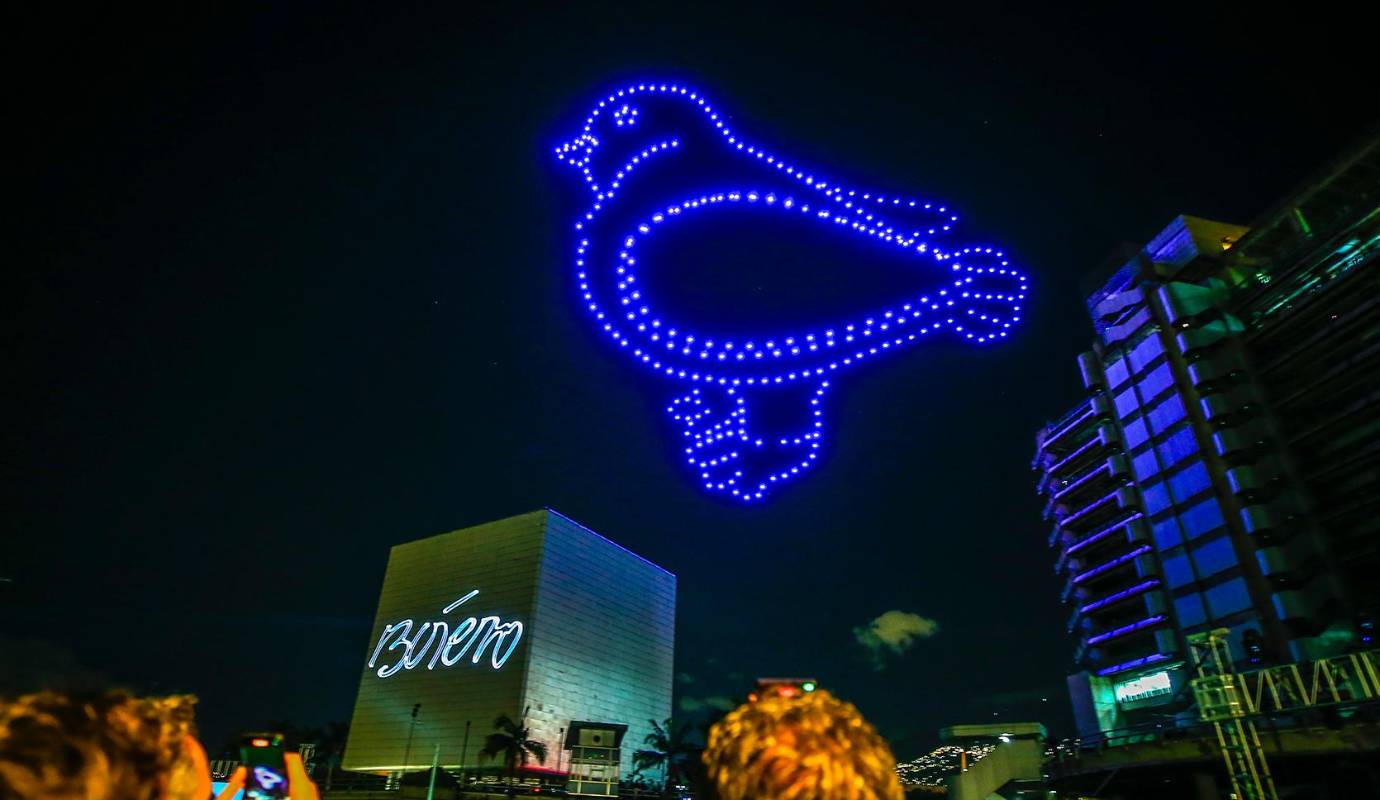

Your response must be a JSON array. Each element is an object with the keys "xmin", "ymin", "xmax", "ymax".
[
  {"xmin": 366, "ymin": 589, "xmax": 524, "ymax": 677},
  {"xmin": 1113, "ymin": 670, "xmax": 1173, "ymax": 703},
  {"xmin": 552, "ymin": 82, "xmax": 1029, "ymax": 502}
]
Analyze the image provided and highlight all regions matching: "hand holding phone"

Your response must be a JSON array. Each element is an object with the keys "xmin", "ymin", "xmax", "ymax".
[
  {"xmin": 218, "ymin": 733, "xmax": 320, "ymax": 800},
  {"xmin": 239, "ymin": 734, "xmax": 288, "ymax": 800}
]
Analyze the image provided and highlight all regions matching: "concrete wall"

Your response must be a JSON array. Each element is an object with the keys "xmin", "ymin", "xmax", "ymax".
[
  {"xmin": 944, "ymin": 739, "xmax": 1043, "ymax": 800},
  {"xmin": 342, "ymin": 509, "xmax": 675, "ymax": 781},
  {"xmin": 522, "ymin": 511, "xmax": 676, "ymax": 779},
  {"xmin": 344, "ymin": 511, "xmax": 548, "ymax": 771}
]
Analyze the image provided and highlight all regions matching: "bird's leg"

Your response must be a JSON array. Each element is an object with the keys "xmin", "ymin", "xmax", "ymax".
[{"xmin": 666, "ymin": 379, "xmax": 829, "ymax": 502}]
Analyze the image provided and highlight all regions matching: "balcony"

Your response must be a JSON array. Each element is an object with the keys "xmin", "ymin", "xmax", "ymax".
[
  {"xmin": 1039, "ymin": 423, "xmax": 1119, "ymax": 480},
  {"xmin": 1071, "ymin": 545, "xmax": 1153, "ymax": 586},
  {"xmin": 1068, "ymin": 579, "xmax": 1164, "ymax": 633},
  {"xmin": 1270, "ymin": 588, "xmax": 1320, "ymax": 624},
  {"xmin": 1103, "ymin": 307, "xmax": 1154, "ymax": 348},
  {"xmin": 1156, "ymin": 282, "xmax": 1225, "ymax": 325},
  {"xmin": 1186, "ymin": 357, "xmax": 1237, "ymax": 392},
  {"xmin": 1213, "ymin": 424, "xmax": 1269, "ymax": 459},
  {"xmin": 1240, "ymin": 502, "xmax": 1292, "ymax": 538},
  {"xmin": 1078, "ymin": 351, "xmax": 1104, "ymax": 390},
  {"xmin": 1092, "ymin": 651, "xmax": 1175, "ymax": 678},
  {"xmin": 1055, "ymin": 486, "xmax": 1139, "ymax": 534},
  {"xmin": 1080, "ymin": 579, "xmax": 1162, "ymax": 615},
  {"xmin": 1174, "ymin": 316, "xmax": 1245, "ymax": 354},
  {"xmin": 1226, "ymin": 463, "xmax": 1285, "ymax": 499},
  {"xmin": 1200, "ymin": 387, "xmax": 1260, "ymax": 426},
  {"xmin": 1037, "ymin": 396, "xmax": 1111, "ymax": 455},
  {"xmin": 1054, "ymin": 546, "xmax": 1070, "ymax": 576},
  {"xmin": 1066, "ymin": 513, "xmax": 1147, "ymax": 557},
  {"xmin": 1048, "ymin": 455, "xmax": 1128, "ymax": 507},
  {"xmin": 1093, "ymin": 285, "xmax": 1145, "ymax": 322},
  {"xmin": 1086, "ymin": 614, "xmax": 1168, "ymax": 647}
]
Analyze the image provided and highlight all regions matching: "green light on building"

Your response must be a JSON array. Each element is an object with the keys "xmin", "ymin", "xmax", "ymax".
[{"xmin": 1292, "ymin": 207, "xmax": 1313, "ymax": 236}]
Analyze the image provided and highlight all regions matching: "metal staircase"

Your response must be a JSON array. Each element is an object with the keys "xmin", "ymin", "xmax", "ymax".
[{"xmin": 1188, "ymin": 629, "xmax": 1279, "ymax": 800}]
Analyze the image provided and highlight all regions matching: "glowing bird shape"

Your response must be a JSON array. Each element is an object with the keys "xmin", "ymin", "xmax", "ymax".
[{"xmin": 553, "ymin": 82, "xmax": 1028, "ymax": 503}]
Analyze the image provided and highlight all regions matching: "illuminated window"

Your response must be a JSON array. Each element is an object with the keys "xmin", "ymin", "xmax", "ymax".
[{"xmin": 1113, "ymin": 670, "xmax": 1173, "ymax": 703}]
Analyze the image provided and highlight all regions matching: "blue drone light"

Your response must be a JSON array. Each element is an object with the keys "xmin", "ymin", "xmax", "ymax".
[{"xmin": 553, "ymin": 82, "xmax": 1028, "ymax": 503}]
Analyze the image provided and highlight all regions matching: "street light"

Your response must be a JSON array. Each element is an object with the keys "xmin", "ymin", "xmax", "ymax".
[
  {"xmin": 460, "ymin": 720, "xmax": 471, "ymax": 785},
  {"xmin": 402, "ymin": 704, "xmax": 421, "ymax": 777}
]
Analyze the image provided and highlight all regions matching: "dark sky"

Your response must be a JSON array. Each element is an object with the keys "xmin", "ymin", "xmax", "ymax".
[{"xmin": 7, "ymin": 2, "xmax": 1373, "ymax": 758}]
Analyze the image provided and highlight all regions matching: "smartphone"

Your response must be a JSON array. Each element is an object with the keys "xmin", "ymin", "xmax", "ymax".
[{"xmin": 239, "ymin": 733, "xmax": 289, "ymax": 800}]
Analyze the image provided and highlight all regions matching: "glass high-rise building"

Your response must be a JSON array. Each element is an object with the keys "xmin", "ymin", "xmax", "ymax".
[{"xmin": 1034, "ymin": 135, "xmax": 1379, "ymax": 739}]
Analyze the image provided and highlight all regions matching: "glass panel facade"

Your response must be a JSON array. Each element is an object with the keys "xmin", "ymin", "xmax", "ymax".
[
  {"xmin": 1206, "ymin": 577, "xmax": 1252, "ymax": 619},
  {"xmin": 1169, "ymin": 461, "xmax": 1211, "ymax": 503},
  {"xmin": 1175, "ymin": 593, "xmax": 1208, "ymax": 628},
  {"xmin": 1191, "ymin": 536, "xmax": 1237, "ymax": 578},
  {"xmin": 1180, "ymin": 497, "xmax": 1226, "ymax": 540}
]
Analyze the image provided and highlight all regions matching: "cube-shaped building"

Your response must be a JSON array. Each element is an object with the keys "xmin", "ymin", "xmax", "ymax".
[{"xmin": 342, "ymin": 509, "xmax": 676, "ymax": 781}]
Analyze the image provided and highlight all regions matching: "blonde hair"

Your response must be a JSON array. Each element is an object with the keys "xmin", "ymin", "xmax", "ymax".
[
  {"xmin": 703, "ymin": 689, "xmax": 904, "ymax": 800},
  {"xmin": 0, "ymin": 690, "xmax": 198, "ymax": 800}
]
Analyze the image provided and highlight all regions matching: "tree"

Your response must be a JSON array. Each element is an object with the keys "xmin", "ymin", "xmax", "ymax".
[
  {"xmin": 632, "ymin": 718, "xmax": 699, "ymax": 795},
  {"xmin": 479, "ymin": 713, "xmax": 548, "ymax": 785},
  {"xmin": 310, "ymin": 721, "xmax": 350, "ymax": 791}
]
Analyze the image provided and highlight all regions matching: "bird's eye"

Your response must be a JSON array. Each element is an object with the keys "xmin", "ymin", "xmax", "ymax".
[{"xmin": 612, "ymin": 103, "xmax": 640, "ymax": 128}]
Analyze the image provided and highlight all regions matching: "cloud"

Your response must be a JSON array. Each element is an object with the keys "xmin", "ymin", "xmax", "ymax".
[
  {"xmin": 705, "ymin": 696, "xmax": 737, "ymax": 712},
  {"xmin": 679, "ymin": 696, "xmax": 738, "ymax": 714},
  {"xmin": 853, "ymin": 610, "xmax": 940, "ymax": 670}
]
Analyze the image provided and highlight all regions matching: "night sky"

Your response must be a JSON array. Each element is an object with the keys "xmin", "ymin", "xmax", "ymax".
[{"xmin": 7, "ymin": 3, "xmax": 1374, "ymax": 758}]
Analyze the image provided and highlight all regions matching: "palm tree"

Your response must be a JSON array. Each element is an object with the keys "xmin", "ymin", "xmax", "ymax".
[
  {"xmin": 479, "ymin": 712, "xmax": 548, "ymax": 786},
  {"xmin": 632, "ymin": 718, "xmax": 698, "ymax": 795},
  {"xmin": 312, "ymin": 721, "xmax": 350, "ymax": 791}
]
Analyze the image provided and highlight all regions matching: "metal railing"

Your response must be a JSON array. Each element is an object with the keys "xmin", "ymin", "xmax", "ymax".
[{"xmin": 1194, "ymin": 649, "xmax": 1380, "ymax": 722}]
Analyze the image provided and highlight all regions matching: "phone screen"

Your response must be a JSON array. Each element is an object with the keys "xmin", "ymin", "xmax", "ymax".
[{"xmin": 239, "ymin": 733, "xmax": 288, "ymax": 800}]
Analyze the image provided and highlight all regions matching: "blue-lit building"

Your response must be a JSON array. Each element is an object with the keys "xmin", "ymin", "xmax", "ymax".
[{"xmin": 1035, "ymin": 135, "xmax": 1379, "ymax": 739}]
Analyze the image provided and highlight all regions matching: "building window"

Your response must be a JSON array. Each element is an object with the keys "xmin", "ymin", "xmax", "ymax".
[
  {"xmin": 1156, "ymin": 426, "xmax": 1199, "ymax": 468},
  {"xmin": 1176, "ymin": 593, "xmax": 1209, "ymax": 628},
  {"xmin": 1191, "ymin": 536, "xmax": 1237, "ymax": 579},
  {"xmin": 1163, "ymin": 552, "xmax": 1195, "ymax": 589},
  {"xmin": 1205, "ymin": 577, "xmax": 1253, "ymax": 619},
  {"xmin": 1179, "ymin": 497, "xmax": 1226, "ymax": 541},
  {"xmin": 1123, "ymin": 417, "xmax": 1149, "ymax": 449},
  {"xmin": 1142, "ymin": 481, "xmax": 1172, "ymax": 515},
  {"xmin": 1169, "ymin": 461, "xmax": 1211, "ymax": 504},
  {"xmin": 1148, "ymin": 394, "xmax": 1187, "ymax": 435}
]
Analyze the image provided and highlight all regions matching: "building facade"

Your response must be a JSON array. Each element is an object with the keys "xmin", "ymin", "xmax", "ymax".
[
  {"xmin": 342, "ymin": 509, "xmax": 676, "ymax": 783},
  {"xmin": 1034, "ymin": 136, "xmax": 1379, "ymax": 739}
]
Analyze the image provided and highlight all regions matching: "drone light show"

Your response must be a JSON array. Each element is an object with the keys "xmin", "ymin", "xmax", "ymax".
[{"xmin": 552, "ymin": 82, "xmax": 1028, "ymax": 503}]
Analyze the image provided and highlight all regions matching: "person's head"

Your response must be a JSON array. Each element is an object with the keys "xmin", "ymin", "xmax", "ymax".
[
  {"xmin": 0, "ymin": 690, "xmax": 212, "ymax": 800},
  {"xmin": 703, "ymin": 688, "xmax": 904, "ymax": 800}
]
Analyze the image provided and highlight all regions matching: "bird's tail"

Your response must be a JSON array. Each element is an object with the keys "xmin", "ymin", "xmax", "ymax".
[{"xmin": 666, "ymin": 380, "xmax": 830, "ymax": 503}]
